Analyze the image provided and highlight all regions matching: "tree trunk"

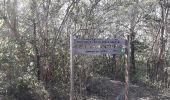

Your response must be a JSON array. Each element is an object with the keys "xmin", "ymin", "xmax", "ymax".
[
  {"xmin": 33, "ymin": 19, "xmax": 41, "ymax": 80},
  {"xmin": 130, "ymin": 31, "xmax": 136, "ymax": 82},
  {"xmin": 156, "ymin": 0, "xmax": 169, "ymax": 82}
]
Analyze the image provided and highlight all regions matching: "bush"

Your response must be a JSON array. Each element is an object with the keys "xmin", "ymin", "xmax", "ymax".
[{"xmin": 4, "ymin": 74, "xmax": 49, "ymax": 100}]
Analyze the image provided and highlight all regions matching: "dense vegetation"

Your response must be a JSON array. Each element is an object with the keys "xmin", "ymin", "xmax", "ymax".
[{"xmin": 0, "ymin": 0, "xmax": 170, "ymax": 100}]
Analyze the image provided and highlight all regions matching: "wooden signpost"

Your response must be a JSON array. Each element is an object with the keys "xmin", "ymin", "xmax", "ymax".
[
  {"xmin": 70, "ymin": 34, "xmax": 74, "ymax": 100},
  {"xmin": 70, "ymin": 34, "xmax": 130, "ymax": 100},
  {"xmin": 125, "ymin": 36, "xmax": 130, "ymax": 100}
]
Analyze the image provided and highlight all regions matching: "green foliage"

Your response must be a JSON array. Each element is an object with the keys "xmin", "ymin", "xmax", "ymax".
[
  {"xmin": 91, "ymin": 55, "xmax": 125, "ymax": 81},
  {"xmin": 133, "ymin": 40, "xmax": 148, "ymax": 53},
  {"xmin": 4, "ymin": 75, "xmax": 49, "ymax": 100}
]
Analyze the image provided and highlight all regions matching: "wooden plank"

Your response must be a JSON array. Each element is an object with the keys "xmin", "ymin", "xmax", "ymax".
[
  {"xmin": 74, "ymin": 48, "xmax": 124, "ymax": 55},
  {"xmin": 74, "ymin": 38, "xmax": 126, "ymax": 45}
]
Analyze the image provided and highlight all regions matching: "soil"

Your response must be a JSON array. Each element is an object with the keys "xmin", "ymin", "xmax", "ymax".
[{"xmin": 78, "ymin": 76, "xmax": 170, "ymax": 100}]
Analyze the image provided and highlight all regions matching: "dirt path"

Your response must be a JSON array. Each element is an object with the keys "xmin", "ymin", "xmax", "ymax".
[{"xmin": 83, "ymin": 76, "xmax": 170, "ymax": 100}]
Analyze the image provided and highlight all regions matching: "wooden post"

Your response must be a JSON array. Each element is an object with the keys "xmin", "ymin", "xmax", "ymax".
[
  {"xmin": 80, "ymin": 65, "xmax": 83, "ymax": 100},
  {"xmin": 125, "ymin": 35, "xmax": 130, "ymax": 100},
  {"xmin": 70, "ymin": 34, "xmax": 74, "ymax": 100}
]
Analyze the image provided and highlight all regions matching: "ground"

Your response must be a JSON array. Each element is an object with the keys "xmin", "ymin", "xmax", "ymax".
[{"xmin": 78, "ymin": 76, "xmax": 170, "ymax": 100}]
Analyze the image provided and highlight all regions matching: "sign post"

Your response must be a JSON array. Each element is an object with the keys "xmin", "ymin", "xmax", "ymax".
[
  {"xmin": 125, "ymin": 35, "xmax": 130, "ymax": 100},
  {"xmin": 70, "ymin": 34, "xmax": 74, "ymax": 100},
  {"xmin": 69, "ymin": 36, "xmax": 129, "ymax": 100}
]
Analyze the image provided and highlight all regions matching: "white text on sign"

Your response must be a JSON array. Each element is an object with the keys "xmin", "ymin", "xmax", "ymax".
[
  {"xmin": 74, "ymin": 48, "xmax": 124, "ymax": 55},
  {"xmin": 74, "ymin": 39, "xmax": 126, "ymax": 45}
]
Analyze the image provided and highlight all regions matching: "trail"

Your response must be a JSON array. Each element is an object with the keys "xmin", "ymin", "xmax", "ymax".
[{"xmin": 82, "ymin": 76, "xmax": 170, "ymax": 100}]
